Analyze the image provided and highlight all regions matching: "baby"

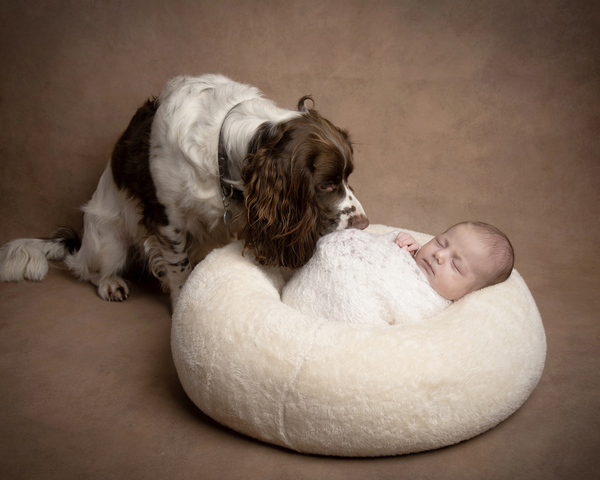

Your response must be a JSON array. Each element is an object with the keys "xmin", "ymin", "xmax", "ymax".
[
  {"xmin": 394, "ymin": 221, "xmax": 514, "ymax": 301},
  {"xmin": 281, "ymin": 221, "xmax": 514, "ymax": 326}
]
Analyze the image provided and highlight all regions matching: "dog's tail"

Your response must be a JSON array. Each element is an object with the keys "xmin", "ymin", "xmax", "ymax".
[{"xmin": 0, "ymin": 228, "xmax": 81, "ymax": 282}]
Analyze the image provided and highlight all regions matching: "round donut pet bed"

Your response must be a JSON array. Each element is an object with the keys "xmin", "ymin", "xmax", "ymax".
[{"xmin": 171, "ymin": 225, "xmax": 546, "ymax": 457}]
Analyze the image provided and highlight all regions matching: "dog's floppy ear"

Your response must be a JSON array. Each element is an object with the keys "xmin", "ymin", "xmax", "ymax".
[{"xmin": 240, "ymin": 122, "xmax": 321, "ymax": 269}]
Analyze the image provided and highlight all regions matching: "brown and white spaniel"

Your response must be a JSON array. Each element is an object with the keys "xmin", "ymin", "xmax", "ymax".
[{"xmin": 0, "ymin": 74, "xmax": 368, "ymax": 306}]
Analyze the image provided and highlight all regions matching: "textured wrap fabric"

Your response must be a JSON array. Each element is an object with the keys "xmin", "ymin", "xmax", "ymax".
[{"xmin": 282, "ymin": 229, "xmax": 451, "ymax": 326}]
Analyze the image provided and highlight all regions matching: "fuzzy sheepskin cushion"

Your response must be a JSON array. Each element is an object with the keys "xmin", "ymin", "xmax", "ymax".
[{"xmin": 171, "ymin": 225, "xmax": 546, "ymax": 457}]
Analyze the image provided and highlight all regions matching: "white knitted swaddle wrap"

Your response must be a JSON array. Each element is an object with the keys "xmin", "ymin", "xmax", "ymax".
[{"xmin": 282, "ymin": 229, "xmax": 451, "ymax": 326}]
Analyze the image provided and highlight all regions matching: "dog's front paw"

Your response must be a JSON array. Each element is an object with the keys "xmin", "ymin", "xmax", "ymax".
[{"xmin": 97, "ymin": 276, "xmax": 131, "ymax": 301}]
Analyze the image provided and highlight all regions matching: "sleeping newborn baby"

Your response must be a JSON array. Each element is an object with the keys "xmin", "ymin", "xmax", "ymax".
[{"xmin": 281, "ymin": 221, "xmax": 514, "ymax": 326}]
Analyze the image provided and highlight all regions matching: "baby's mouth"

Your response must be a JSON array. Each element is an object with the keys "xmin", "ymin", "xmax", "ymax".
[{"xmin": 424, "ymin": 259, "xmax": 434, "ymax": 275}]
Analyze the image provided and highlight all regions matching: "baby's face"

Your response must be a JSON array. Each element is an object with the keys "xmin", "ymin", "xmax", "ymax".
[{"xmin": 415, "ymin": 224, "xmax": 490, "ymax": 300}]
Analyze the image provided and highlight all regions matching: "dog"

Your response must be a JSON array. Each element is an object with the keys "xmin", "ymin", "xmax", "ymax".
[{"xmin": 0, "ymin": 74, "xmax": 369, "ymax": 306}]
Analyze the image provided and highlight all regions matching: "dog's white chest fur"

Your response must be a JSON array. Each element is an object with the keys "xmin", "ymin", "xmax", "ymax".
[{"xmin": 282, "ymin": 229, "xmax": 451, "ymax": 325}]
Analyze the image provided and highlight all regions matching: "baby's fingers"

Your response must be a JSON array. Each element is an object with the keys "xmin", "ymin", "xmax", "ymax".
[
  {"xmin": 406, "ymin": 242, "xmax": 420, "ymax": 253},
  {"xmin": 394, "ymin": 232, "xmax": 411, "ymax": 246}
]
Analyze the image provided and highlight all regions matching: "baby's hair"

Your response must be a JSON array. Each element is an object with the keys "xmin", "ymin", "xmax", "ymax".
[{"xmin": 451, "ymin": 221, "xmax": 514, "ymax": 289}]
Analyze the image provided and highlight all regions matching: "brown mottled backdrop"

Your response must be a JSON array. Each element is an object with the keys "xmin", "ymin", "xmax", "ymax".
[{"xmin": 1, "ymin": 1, "xmax": 598, "ymax": 479}]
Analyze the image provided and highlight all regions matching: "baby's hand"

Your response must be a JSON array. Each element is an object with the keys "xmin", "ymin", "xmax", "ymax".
[{"xmin": 394, "ymin": 232, "xmax": 420, "ymax": 255}]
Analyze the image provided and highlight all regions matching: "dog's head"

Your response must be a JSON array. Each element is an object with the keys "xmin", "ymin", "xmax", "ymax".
[{"xmin": 240, "ymin": 96, "xmax": 368, "ymax": 269}]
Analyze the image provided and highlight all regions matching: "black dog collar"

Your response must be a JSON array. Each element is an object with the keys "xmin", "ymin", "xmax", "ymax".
[{"xmin": 218, "ymin": 102, "xmax": 245, "ymax": 225}]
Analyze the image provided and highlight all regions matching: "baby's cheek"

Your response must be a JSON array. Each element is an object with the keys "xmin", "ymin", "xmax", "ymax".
[{"xmin": 434, "ymin": 276, "xmax": 450, "ymax": 296}]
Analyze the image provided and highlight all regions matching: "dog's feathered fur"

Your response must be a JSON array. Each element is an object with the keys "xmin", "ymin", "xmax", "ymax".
[{"xmin": 0, "ymin": 74, "xmax": 368, "ymax": 306}]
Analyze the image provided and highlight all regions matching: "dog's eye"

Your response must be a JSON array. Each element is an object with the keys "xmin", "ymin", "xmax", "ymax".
[{"xmin": 319, "ymin": 183, "xmax": 335, "ymax": 192}]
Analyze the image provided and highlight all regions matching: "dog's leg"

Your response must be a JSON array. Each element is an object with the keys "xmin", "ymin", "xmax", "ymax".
[
  {"xmin": 66, "ymin": 207, "xmax": 132, "ymax": 302},
  {"xmin": 64, "ymin": 168, "xmax": 135, "ymax": 301},
  {"xmin": 144, "ymin": 227, "xmax": 192, "ymax": 307}
]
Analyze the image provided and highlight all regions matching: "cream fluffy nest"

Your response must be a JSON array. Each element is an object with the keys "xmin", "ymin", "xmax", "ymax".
[{"xmin": 171, "ymin": 225, "xmax": 546, "ymax": 457}]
